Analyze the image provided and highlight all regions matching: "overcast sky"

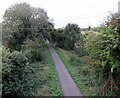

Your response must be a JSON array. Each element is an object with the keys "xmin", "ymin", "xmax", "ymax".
[{"xmin": 0, "ymin": 0, "xmax": 120, "ymax": 28}]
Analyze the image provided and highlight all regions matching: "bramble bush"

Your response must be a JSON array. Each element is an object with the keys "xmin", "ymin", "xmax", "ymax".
[{"xmin": 84, "ymin": 27, "xmax": 120, "ymax": 95}]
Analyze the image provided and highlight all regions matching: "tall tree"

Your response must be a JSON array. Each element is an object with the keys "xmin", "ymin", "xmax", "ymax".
[
  {"xmin": 64, "ymin": 23, "xmax": 81, "ymax": 50},
  {"xmin": 2, "ymin": 2, "xmax": 52, "ymax": 50},
  {"xmin": 2, "ymin": 3, "xmax": 32, "ymax": 50}
]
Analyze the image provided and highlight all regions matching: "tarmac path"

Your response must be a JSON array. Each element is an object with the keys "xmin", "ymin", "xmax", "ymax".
[{"xmin": 47, "ymin": 41, "xmax": 82, "ymax": 96}]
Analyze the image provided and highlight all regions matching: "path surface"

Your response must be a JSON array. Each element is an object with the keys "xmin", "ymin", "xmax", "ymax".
[{"xmin": 47, "ymin": 41, "xmax": 82, "ymax": 96}]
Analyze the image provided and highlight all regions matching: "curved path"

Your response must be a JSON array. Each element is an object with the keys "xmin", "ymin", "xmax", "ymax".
[{"xmin": 47, "ymin": 41, "xmax": 82, "ymax": 96}]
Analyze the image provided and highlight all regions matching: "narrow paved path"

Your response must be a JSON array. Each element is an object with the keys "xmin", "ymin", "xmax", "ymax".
[{"xmin": 47, "ymin": 41, "xmax": 82, "ymax": 96}]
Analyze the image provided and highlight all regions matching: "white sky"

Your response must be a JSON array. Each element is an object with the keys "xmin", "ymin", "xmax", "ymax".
[{"xmin": 0, "ymin": 0, "xmax": 120, "ymax": 28}]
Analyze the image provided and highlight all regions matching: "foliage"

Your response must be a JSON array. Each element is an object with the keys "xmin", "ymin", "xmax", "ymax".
[
  {"xmin": 22, "ymin": 38, "xmax": 45, "ymax": 62},
  {"xmin": 74, "ymin": 47, "xmax": 87, "ymax": 57},
  {"xmin": 2, "ymin": 50, "xmax": 28, "ymax": 96},
  {"xmin": 2, "ymin": 47, "xmax": 11, "ymax": 76},
  {"xmin": 2, "ymin": 3, "xmax": 31, "ymax": 50},
  {"xmin": 49, "ymin": 28, "xmax": 64, "ymax": 48},
  {"xmin": 2, "ymin": 2, "xmax": 54, "ymax": 96},
  {"xmin": 63, "ymin": 23, "xmax": 80, "ymax": 50},
  {"xmin": 50, "ymin": 23, "xmax": 83, "ymax": 51},
  {"xmin": 84, "ymin": 26, "xmax": 120, "ymax": 95},
  {"xmin": 2, "ymin": 2, "xmax": 52, "ymax": 50},
  {"xmin": 2, "ymin": 47, "xmax": 48, "ymax": 96},
  {"xmin": 84, "ymin": 31, "xmax": 100, "ymax": 57},
  {"xmin": 56, "ymin": 48, "xmax": 98, "ymax": 96},
  {"xmin": 104, "ymin": 13, "xmax": 120, "ymax": 29}
]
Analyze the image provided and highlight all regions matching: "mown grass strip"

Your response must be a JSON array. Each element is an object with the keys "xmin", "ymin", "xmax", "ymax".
[
  {"xmin": 46, "ymin": 46, "xmax": 63, "ymax": 96},
  {"xmin": 55, "ymin": 47, "xmax": 93, "ymax": 96}
]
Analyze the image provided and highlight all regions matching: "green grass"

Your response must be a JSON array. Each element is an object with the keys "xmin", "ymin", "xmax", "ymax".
[
  {"xmin": 55, "ymin": 47, "xmax": 99, "ymax": 96},
  {"xmin": 46, "ymin": 45, "xmax": 63, "ymax": 96}
]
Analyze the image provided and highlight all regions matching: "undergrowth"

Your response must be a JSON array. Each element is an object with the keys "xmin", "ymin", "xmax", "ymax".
[{"xmin": 55, "ymin": 47, "xmax": 100, "ymax": 96}]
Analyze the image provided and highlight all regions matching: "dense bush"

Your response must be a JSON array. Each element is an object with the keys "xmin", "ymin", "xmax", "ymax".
[
  {"xmin": 84, "ymin": 31, "xmax": 100, "ymax": 57},
  {"xmin": 51, "ymin": 28, "xmax": 65, "ymax": 48},
  {"xmin": 2, "ymin": 47, "xmax": 47, "ymax": 96},
  {"xmin": 2, "ymin": 37, "xmax": 46, "ymax": 96},
  {"xmin": 3, "ymin": 50, "xmax": 27, "ymax": 95},
  {"xmin": 74, "ymin": 47, "xmax": 87, "ymax": 57},
  {"xmin": 22, "ymin": 39, "xmax": 45, "ymax": 62},
  {"xmin": 84, "ymin": 27, "xmax": 120, "ymax": 95}
]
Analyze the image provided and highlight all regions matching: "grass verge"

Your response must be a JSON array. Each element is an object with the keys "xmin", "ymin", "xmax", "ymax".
[
  {"xmin": 55, "ymin": 47, "xmax": 99, "ymax": 96},
  {"xmin": 45, "ymin": 45, "xmax": 63, "ymax": 96}
]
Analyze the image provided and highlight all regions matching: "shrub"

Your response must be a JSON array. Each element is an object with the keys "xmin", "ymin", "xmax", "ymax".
[
  {"xmin": 22, "ymin": 39, "xmax": 44, "ymax": 62},
  {"xmin": 74, "ymin": 48, "xmax": 87, "ymax": 57},
  {"xmin": 84, "ymin": 27, "xmax": 120, "ymax": 95},
  {"xmin": 2, "ymin": 47, "xmax": 11, "ymax": 75},
  {"xmin": 2, "ymin": 49, "xmax": 47, "ymax": 96},
  {"xmin": 2, "ymin": 51, "xmax": 29, "ymax": 96}
]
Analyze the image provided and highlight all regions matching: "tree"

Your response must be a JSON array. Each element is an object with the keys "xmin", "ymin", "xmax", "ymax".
[
  {"xmin": 64, "ymin": 23, "xmax": 80, "ymax": 50},
  {"xmin": 88, "ymin": 25, "xmax": 91, "ymax": 31},
  {"xmin": 2, "ymin": 2, "xmax": 52, "ymax": 50},
  {"xmin": 2, "ymin": 2, "xmax": 53, "ymax": 96},
  {"xmin": 2, "ymin": 3, "xmax": 32, "ymax": 50},
  {"xmin": 50, "ymin": 23, "xmax": 83, "ymax": 50},
  {"xmin": 64, "ymin": 23, "xmax": 81, "ymax": 50}
]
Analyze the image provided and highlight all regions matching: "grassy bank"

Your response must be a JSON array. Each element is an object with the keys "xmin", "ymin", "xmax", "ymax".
[
  {"xmin": 45, "ymin": 45, "xmax": 63, "ymax": 96},
  {"xmin": 55, "ymin": 47, "xmax": 99, "ymax": 96}
]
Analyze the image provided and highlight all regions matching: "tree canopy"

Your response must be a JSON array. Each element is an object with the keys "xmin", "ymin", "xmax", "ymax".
[{"xmin": 2, "ymin": 2, "xmax": 52, "ymax": 50}]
